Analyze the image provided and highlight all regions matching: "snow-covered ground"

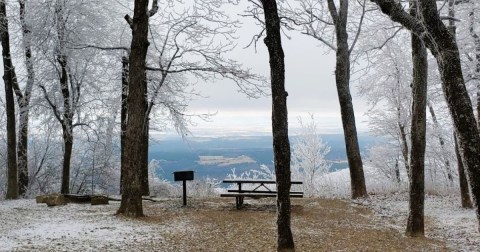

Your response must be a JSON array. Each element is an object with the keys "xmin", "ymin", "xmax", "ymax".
[
  {"xmin": 1, "ymin": 194, "xmax": 479, "ymax": 251},
  {"xmin": 2, "ymin": 164, "xmax": 480, "ymax": 251},
  {"xmin": 0, "ymin": 200, "xmax": 189, "ymax": 251},
  {"xmin": 363, "ymin": 194, "xmax": 480, "ymax": 251},
  {"xmin": 316, "ymin": 167, "xmax": 480, "ymax": 251}
]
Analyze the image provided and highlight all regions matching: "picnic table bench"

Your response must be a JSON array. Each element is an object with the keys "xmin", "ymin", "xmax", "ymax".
[{"xmin": 220, "ymin": 179, "xmax": 303, "ymax": 209}]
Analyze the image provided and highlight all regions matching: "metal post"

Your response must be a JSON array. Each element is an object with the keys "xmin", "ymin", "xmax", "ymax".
[{"xmin": 182, "ymin": 180, "xmax": 187, "ymax": 206}]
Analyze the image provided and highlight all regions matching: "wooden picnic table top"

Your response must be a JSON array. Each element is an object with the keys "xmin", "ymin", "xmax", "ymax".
[{"xmin": 222, "ymin": 179, "xmax": 303, "ymax": 184}]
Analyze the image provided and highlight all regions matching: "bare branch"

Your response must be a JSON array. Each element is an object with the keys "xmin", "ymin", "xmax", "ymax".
[
  {"xmin": 349, "ymin": 0, "xmax": 367, "ymax": 53},
  {"xmin": 124, "ymin": 14, "xmax": 133, "ymax": 28},
  {"xmin": 66, "ymin": 43, "xmax": 129, "ymax": 52},
  {"xmin": 370, "ymin": 0, "xmax": 429, "ymax": 47},
  {"xmin": 305, "ymin": 9, "xmax": 334, "ymax": 26},
  {"xmin": 368, "ymin": 26, "xmax": 404, "ymax": 51},
  {"xmin": 440, "ymin": 15, "xmax": 461, "ymax": 22},
  {"xmin": 302, "ymin": 30, "xmax": 337, "ymax": 51},
  {"xmin": 148, "ymin": 0, "xmax": 159, "ymax": 17},
  {"xmin": 38, "ymin": 84, "xmax": 63, "ymax": 124}
]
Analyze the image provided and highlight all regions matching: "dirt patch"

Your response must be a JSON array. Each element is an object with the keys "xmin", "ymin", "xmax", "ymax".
[{"xmin": 140, "ymin": 197, "xmax": 448, "ymax": 251}]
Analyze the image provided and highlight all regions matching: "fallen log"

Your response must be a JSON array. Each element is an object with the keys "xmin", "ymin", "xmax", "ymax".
[{"xmin": 36, "ymin": 194, "xmax": 110, "ymax": 206}]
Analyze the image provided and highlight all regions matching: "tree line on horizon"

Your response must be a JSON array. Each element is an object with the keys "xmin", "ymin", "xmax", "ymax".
[{"xmin": 1, "ymin": 0, "xmax": 480, "ymax": 251}]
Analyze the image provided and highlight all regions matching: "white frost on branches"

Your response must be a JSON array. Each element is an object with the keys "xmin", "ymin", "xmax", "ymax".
[{"xmin": 291, "ymin": 115, "xmax": 331, "ymax": 196}]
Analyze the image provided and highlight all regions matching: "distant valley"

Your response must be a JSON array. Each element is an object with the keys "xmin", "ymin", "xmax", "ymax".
[{"xmin": 149, "ymin": 134, "xmax": 378, "ymax": 182}]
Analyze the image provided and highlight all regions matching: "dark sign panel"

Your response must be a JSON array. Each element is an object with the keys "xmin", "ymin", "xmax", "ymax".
[{"xmin": 173, "ymin": 171, "xmax": 194, "ymax": 181}]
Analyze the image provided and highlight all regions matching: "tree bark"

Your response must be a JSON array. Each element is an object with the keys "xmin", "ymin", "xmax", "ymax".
[
  {"xmin": 1, "ymin": 0, "xmax": 19, "ymax": 200},
  {"xmin": 141, "ymin": 74, "xmax": 149, "ymax": 196},
  {"xmin": 398, "ymin": 120, "xmax": 411, "ymax": 178},
  {"xmin": 405, "ymin": 1, "xmax": 427, "ymax": 237},
  {"xmin": 55, "ymin": 0, "xmax": 73, "ymax": 195},
  {"xmin": 468, "ymin": 3, "xmax": 480, "ymax": 129},
  {"xmin": 120, "ymin": 56, "xmax": 129, "ymax": 194},
  {"xmin": 454, "ymin": 133, "xmax": 473, "ymax": 208},
  {"xmin": 327, "ymin": 0, "xmax": 367, "ymax": 199},
  {"xmin": 117, "ymin": 0, "xmax": 150, "ymax": 217},
  {"xmin": 142, "ymin": 119, "xmax": 149, "ymax": 196},
  {"xmin": 372, "ymin": 0, "xmax": 480, "ymax": 233},
  {"xmin": 61, "ymin": 126, "xmax": 73, "ymax": 194},
  {"xmin": 260, "ymin": 0, "xmax": 295, "ymax": 250},
  {"xmin": 394, "ymin": 158, "xmax": 401, "ymax": 184},
  {"xmin": 16, "ymin": 0, "xmax": 35, "ymax": 196}
]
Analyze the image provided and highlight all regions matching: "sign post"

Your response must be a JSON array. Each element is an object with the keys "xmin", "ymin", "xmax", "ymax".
[{"xmin": 173, "ymin": 171, "xmax": 194, "ymax": 206}]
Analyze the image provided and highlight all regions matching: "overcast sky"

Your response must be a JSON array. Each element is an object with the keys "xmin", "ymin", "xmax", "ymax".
[
  {"xmin": 186, "ymin": 7, "xmax": 370, "ymax": 137},
  {"xmin": 0, "ymin": 1, "xmax": 371, "ymax": 138}
]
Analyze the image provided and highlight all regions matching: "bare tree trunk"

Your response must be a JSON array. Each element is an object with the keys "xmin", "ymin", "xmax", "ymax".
[
  {"xmin": 373, "ymin": 0, "xmax": 480, "ymax": 233},
  {"xmin": 54, "ymin": 0, "xmax": 74, "ymax": 195},
  {"xmin": 16, "ymin": 0, "xmax": 35, "ymax": 196},
  {"xmin": 454, "ymin": 133, "xmax": 473, "ymax": 208},
  {"xmin": 61, "ymin": 126, "xmax": 73, "ymax": 194},
  {"xmin": 120, "ymin": 56, "xmax": 128, "ymax": 194},
  {"xmin": 141, "ymin": 75, "xmax": 149, "ymax": 196},
  {"xmin": 398, "ymin": 121, "xmax": 411, "ymax": 178},
  {"xmin": 405, "ymin": 1, "xmax": 427, "ymax": 237},
  {"xmin": 58, "ymin": 57, "xmax": 73, "ymax": 195},
  {"xmin": 117, "ymin": 0, "xmax": 151, "ymax": 217},
  {"xmin": 142, "ymin": 119, "xmax": 149, "ymax": 196},
  {"xmin": 394, "ymin": 158, "xmax": 401, "ymax": 184},
  {"xmin": 327, "ymin": 0, "xmax": 367, "ymax": 199},
  {"xmin": 17, "ymin": 106, "xmax": 29, "ymax": 196},
  {"xmin": 1, "ymin": 0, "xmax": 19, "ymax": 200},
  {"xmin": 259, "ymin": 0, "xmax": 295, "ymax": 250}
]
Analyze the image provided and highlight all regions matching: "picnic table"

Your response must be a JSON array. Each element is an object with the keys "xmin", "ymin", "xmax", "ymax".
[{"xmin": 220, "ymin": 179, "xmax": 303, "ymax": 209}]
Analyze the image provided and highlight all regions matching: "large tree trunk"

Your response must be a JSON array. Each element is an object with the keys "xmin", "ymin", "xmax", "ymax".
[
  {"xmin": 58, "ymin": 53, "xmax": 73, "ymax": 195},
  {"xmin": 327, "ymin": 0, "xmax": 367, "ymax": 199},
  {"xmin": 16, "ymin": 0, "xmax": 35, "ymax": 196},
  {"xmin": 141, "ymin": 75, "xmax": 149, "ymax": 196},
  {"xmin": 117, "ymin": 0, "xmax": 150, "ymax": 217},
  {"xmin": 260, "ymin": 0, "xmax": 295, "ymax": 250},
  {"xmin": 55, "ymin": 0, "xmax": 74, "ymax": 195},
  {"xmin": 419, "ymin": 1, "xmax": 480, "ymax": 230},
  {"xmin": 422, "ymin": 3, "xmax": 480, "ymax": 230},
  {"xmin": 120, "ymin": 56, "xmax": 129, "ymax": 194},
  {"xmin": 1, "ymin": 0, "xmax": 19, "ymax": 200},
  {"xmin": 17, "ymin": 108, "xmax": 29, "ymax": 196},
  {"xmin": 61, "ymin": 128, "xmax": 73, "ymax": 194},
  {"xmin": 454, "ymin": 133, "xmax": 473, "ymax": 208},
  {"xmin": 405, "ymin": 1, "xmax": 427, "ymax": 237},
  {"xmin": 372, "ymin": 0, "xmax": 480, "ymax": 232}
]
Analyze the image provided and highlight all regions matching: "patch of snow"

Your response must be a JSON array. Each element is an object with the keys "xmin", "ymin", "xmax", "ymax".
[
  {"xmin": 316, "ymin": 165, "xmax": 479, "ymax": 251},
  {"xmin": 0, "ymin": 199, "xmax": 189, "ymax": 251},
  {"xmin": 361, "ymin": 194, "xmax": 480, "ymax": 251}
]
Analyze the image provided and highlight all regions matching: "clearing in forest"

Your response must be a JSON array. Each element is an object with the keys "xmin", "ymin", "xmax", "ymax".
[{"xmin": 0, "ymin": 198, "xmax": 450, "ymax": 251}]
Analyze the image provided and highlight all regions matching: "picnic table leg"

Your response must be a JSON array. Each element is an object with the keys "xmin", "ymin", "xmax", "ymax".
[
  {"xmin": 235, "ymin": 196, "xmax": 244, "ymax": 209},
  {"xmin": 238, "ymin": 182, "xmax": 243, "ymax": 209}
]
